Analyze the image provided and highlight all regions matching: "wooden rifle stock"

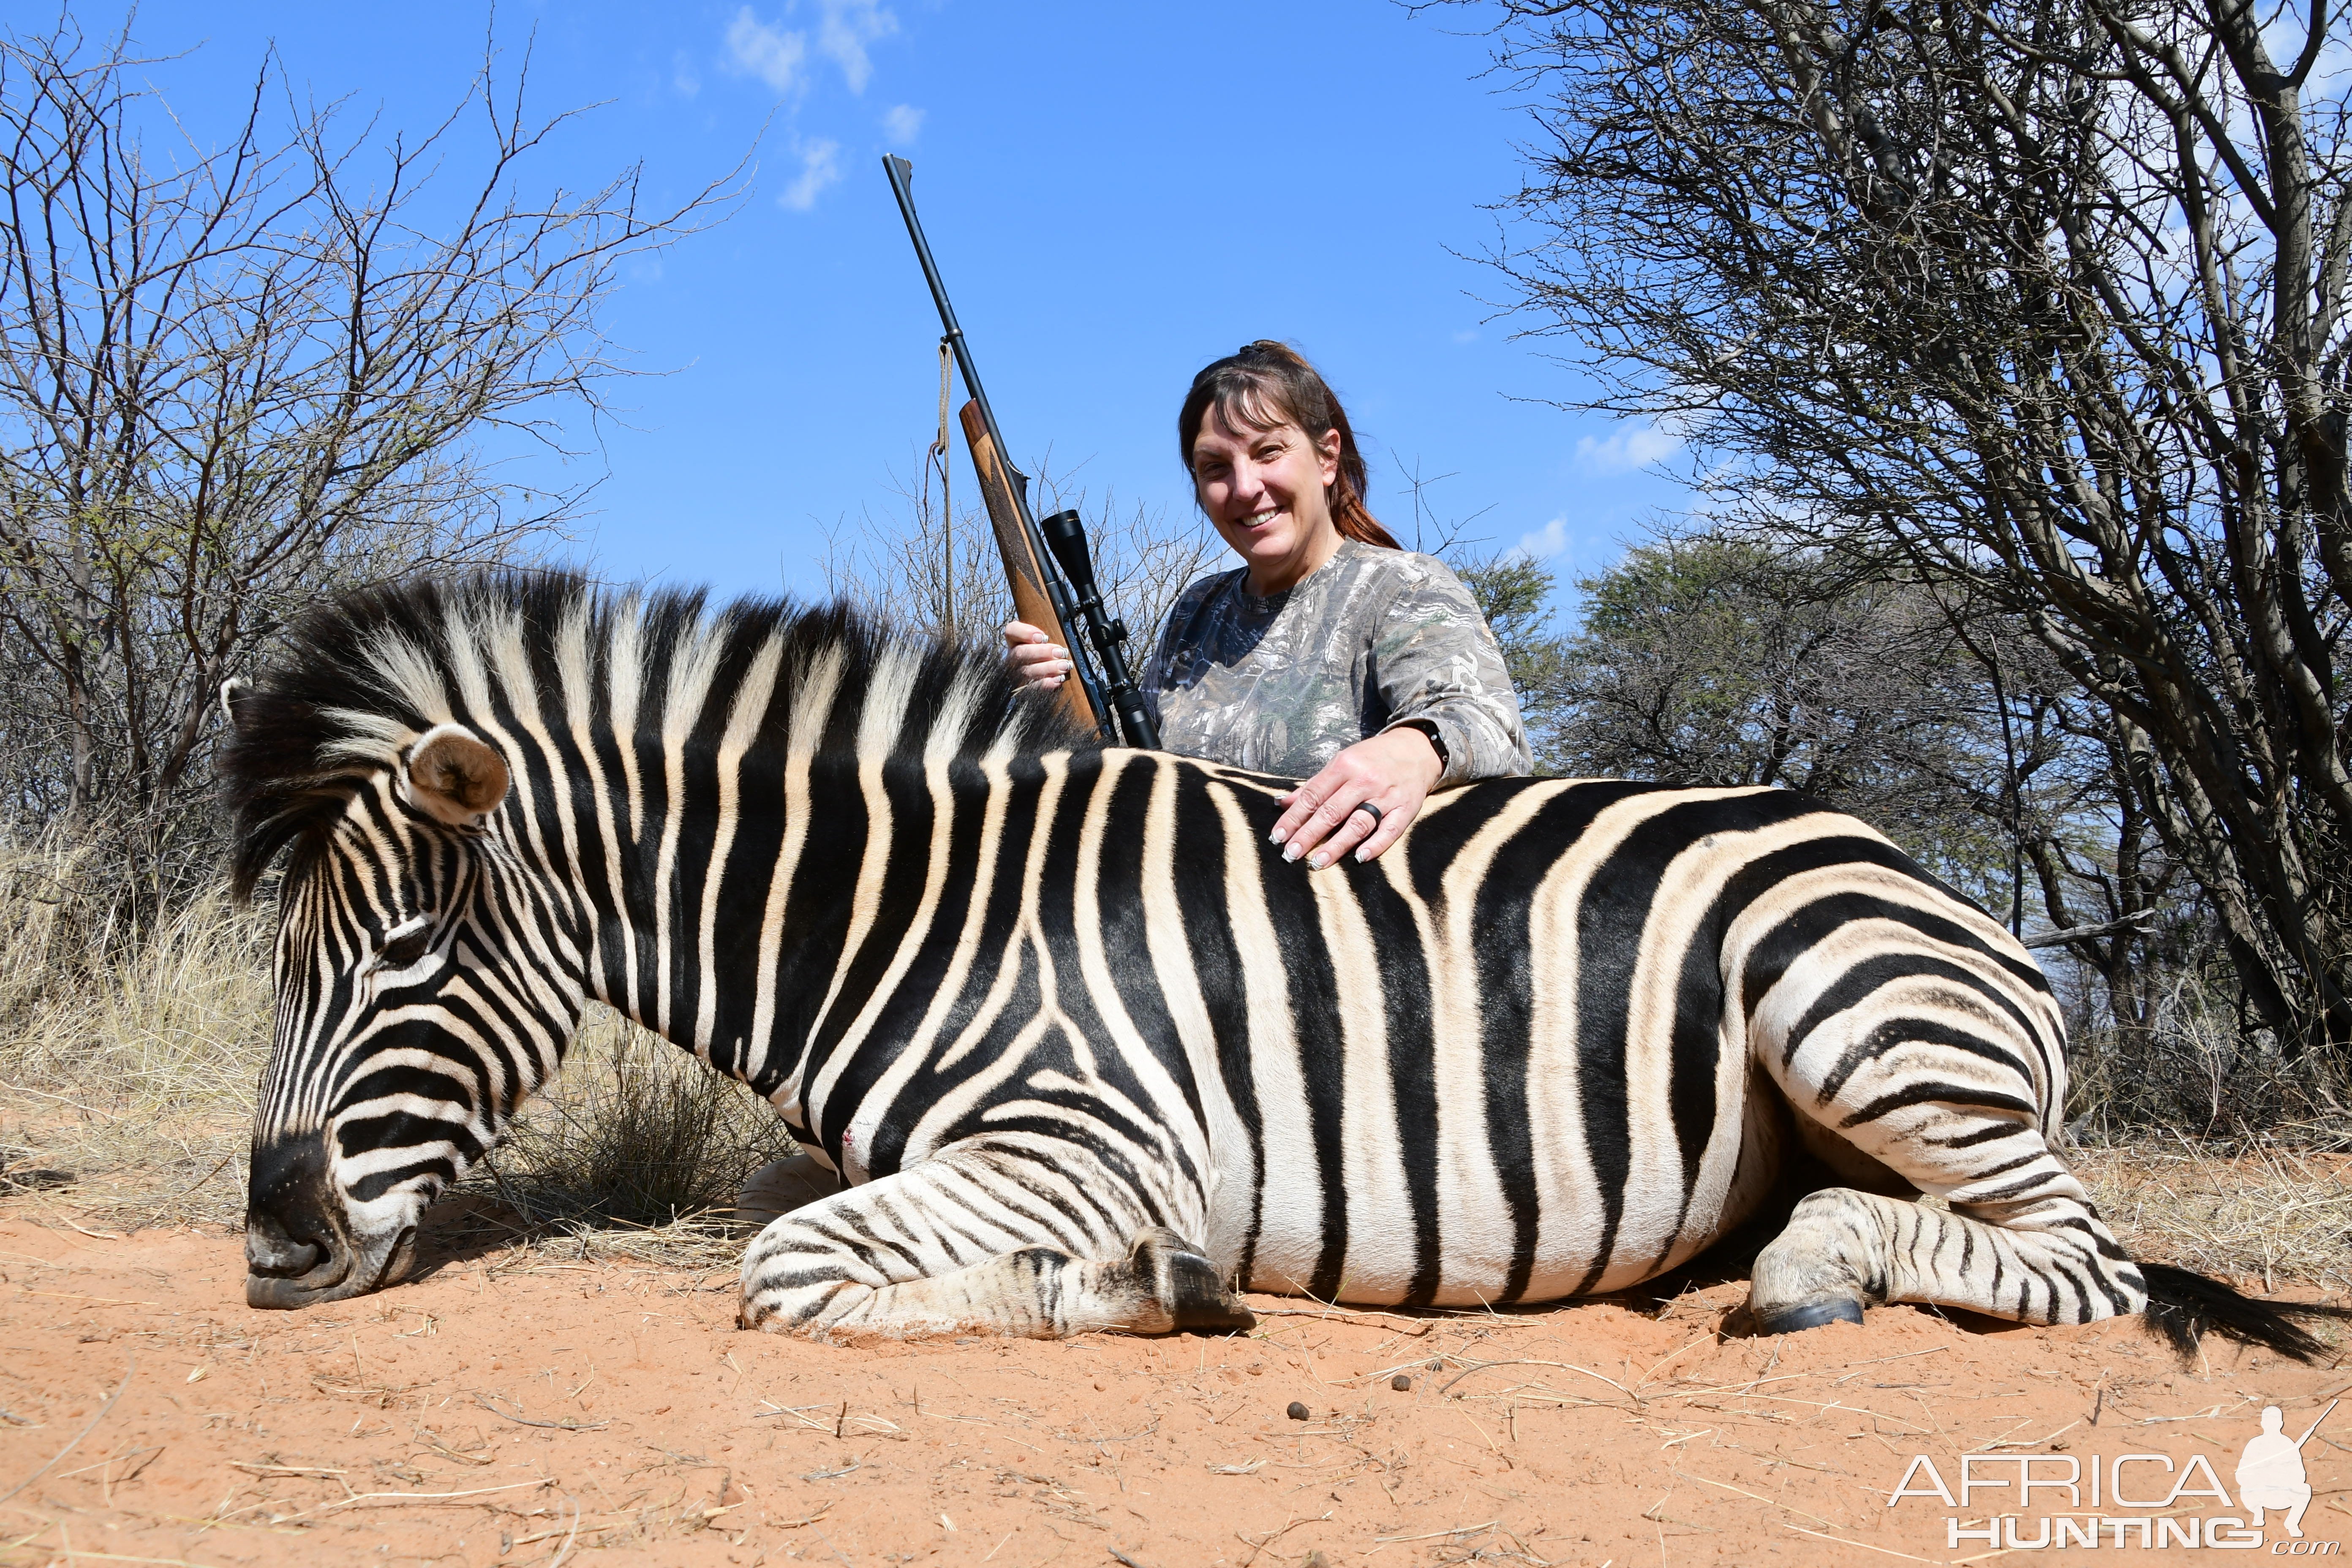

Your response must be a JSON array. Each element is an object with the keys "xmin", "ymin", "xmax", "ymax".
[{"xmin": 961, "ymin": 400, "xmax": 1095, "ymax": 735}]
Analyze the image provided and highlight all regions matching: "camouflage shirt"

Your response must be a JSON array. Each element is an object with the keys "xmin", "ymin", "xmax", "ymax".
[{"xmin": 1138, "ymin": 539, "xmax": 1533, "ymax": 786}]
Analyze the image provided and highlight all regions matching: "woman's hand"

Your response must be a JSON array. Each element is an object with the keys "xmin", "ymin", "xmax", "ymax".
[
  {"xmin": 1002, "ymin": 619, "xmax": 1073, "ymax": 694},
  {"xmin": 1270, "ymin": 725, "xmax": 1444, "ymax": 869}
]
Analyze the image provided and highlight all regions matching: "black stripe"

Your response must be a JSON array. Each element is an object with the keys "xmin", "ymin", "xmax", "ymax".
[
  {"xmin": 1357, "ymin": 868, "xmax": 1443, "ymax": 1307},
  {"xmin": 1839, "ymin": 1080, "xmax": 2038, "ymax": 1128},
  {"xmin": 1248, "ymin": 798, "xmax": 1349, "ymax": 1301},
  {"xmin": 1817, "ymin": 1014, "xmax": 2022, "ymax": 1106},
  {"xmin": 1166, "ymin": 774, "xmax": 1266, "ymax": 1285}
]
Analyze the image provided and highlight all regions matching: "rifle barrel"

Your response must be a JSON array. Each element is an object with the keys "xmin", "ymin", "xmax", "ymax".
[
  {"xmin": 880, "ymin": 155, "xmax": 1113, "ymax": 740},
  {"xmin": 2296, "ymin": 1397, "xmax": 2339, "ymax": 1448}
]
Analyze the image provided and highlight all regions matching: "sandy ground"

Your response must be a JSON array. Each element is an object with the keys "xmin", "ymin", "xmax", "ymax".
[{"xmin": 3, "ymin": 1207, "xmax": 2350, "ymax": 1568}]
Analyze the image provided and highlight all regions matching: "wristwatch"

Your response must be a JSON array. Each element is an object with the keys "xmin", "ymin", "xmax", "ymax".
[{"xmin": 1399, "ymin": 719, "xmax": 1449, "ymax": 772}]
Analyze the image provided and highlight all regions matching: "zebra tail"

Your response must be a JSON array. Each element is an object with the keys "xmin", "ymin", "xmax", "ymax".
[{"xmin": 2138, "ymin": 1260, "xmax": 2352, "ymax": 1365}]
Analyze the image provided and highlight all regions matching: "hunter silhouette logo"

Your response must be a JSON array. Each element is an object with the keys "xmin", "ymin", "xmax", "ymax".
[
  {"xmin": 2239, "ymin": 1401, "xmax": 2334, "ymax": 1539},
  {"xmin": 1887, "ymin": 1398, "xmax": 2340, "ymax": 1551}
]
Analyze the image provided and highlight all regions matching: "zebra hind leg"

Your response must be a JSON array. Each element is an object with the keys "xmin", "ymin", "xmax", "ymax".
[
  {"xmin": 737, "ymin": 1141, "xmax": 1253, "ymax": 1339},
  {"xmin": 1749, "ymin": 1187, "xmax": 2352, "ymax": 1363},
  {"xmin": 1748, "ymin": 968, "xmax": 2349, "ymax": 1361}
]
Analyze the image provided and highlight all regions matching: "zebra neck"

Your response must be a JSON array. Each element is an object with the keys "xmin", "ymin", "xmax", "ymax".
[{"xmin": 571, "ymin": 744, "xmax": 951, "ymax": 1119}]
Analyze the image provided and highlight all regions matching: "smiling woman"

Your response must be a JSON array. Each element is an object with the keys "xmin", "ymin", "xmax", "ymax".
[{"xmin": 1005, "ymin": 341, "xmax": 1532, "ymax": 868}]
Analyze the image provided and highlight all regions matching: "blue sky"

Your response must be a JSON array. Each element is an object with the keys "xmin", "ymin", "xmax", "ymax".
[{"xmin": 117, "ymin": 0, "xmax": 1690, "ymax": 607}]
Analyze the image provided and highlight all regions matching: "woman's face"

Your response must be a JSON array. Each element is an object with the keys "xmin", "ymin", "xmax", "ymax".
[{"xmin": 1189, "ymin": 405, "xmax": 1344, "ymax": 596}]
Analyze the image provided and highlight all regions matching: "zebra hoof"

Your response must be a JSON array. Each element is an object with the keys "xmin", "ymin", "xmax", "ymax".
[
  {"xmin": 1757, "ymin": 1297, "xmax": 1865, "ymax": 1334},
  {"xmin": 1166, "ymin": 1247, "xmax": 1256, "ymax": 1334},
  {"xmin": 1129, "ymin": 1227, "xmax": 1255, "ymax": 1334}
]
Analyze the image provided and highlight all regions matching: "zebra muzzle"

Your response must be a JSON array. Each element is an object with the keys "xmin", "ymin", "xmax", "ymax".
[
  {"xmin": 245, "ymin": 1204, "xmax": 351, "ymax": 1307},
  {"xmin": 244, "ymin": 1137, "xmax": 368, "ymax": 1309}
]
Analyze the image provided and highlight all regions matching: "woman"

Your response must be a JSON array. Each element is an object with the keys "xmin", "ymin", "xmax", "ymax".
[{"xmin": 1007, "ymin": 340, "xmax": 1530, "ymax": 868}]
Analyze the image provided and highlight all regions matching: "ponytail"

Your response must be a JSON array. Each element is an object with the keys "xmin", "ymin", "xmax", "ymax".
[{"xmin": 1178, "ymin": 340, "xmax": 1401, "ymax": 550}]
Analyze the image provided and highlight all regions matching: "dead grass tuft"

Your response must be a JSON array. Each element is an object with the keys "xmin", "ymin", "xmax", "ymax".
[
  {"xmin": 448, "ymin": 1007, "xmax": 798, "ymax": 1272},
  {"xmin": 0, "ymin": 839, "xmax": 272, "ymax": 1228},
  {"xmin": 2068, "ymin": 1129, "xmax": 2352, "ymax": 1296}
]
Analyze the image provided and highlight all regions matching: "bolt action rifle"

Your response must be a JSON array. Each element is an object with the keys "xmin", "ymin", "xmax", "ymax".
[{"xmin": 881, "ymin": 155, "xmax": 1159, "ymax": 749}]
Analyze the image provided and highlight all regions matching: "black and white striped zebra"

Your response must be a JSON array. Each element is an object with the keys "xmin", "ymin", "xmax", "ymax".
[{"xmin": 221, "ymin": 572, "xmax": 2336, "ymax": 1357}]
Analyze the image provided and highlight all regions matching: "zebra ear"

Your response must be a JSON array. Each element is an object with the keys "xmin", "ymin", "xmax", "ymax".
[
  {"xmin": 402, "ymin": 724, "xmax": 511, "ymax": 827},
  {"xmin": 219, "ymin": 677, "xmax": 255, "ymax": 736}
]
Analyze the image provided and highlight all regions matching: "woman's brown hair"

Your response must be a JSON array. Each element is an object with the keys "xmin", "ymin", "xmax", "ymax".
[{"xmin": 1178, "ymin": 341, "xmax": 1401, "ymax": 550}]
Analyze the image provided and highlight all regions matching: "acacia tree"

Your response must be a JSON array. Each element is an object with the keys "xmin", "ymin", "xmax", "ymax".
[
  {"xmin": 0, "ymin": 18, "xmax": 732, "ymax": 914},
  {"xmin": 1460, "ymin": 0, "xmax": 2352, "ymax": 1052}
]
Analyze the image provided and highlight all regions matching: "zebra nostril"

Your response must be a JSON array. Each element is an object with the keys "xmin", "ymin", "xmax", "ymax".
[
  {"xmin": 244, "ymin": 1203, "xmax": 329, "ymax": 1279},
  {"xmin": 278, "ymin": 1237, "xmax": 324, "ymax": 1276}
]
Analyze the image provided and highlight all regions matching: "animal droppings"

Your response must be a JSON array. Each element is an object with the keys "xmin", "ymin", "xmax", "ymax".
[
  {"xmin": 1391, "ymin": 1374, "xmax": 1412, "ymax": 1391},
  {"xmin": 1286, "ymin": 1401, "xmax": 1310, "ymax": 1421}
]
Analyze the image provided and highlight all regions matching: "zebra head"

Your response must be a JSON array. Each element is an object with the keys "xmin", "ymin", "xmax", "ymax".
[{"xmin": 221, "ymin": 591, "xmax": 588, "ymax": 1310}]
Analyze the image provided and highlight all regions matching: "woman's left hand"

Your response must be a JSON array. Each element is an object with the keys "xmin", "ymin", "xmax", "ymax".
[{"xmin": 1270, "ymin": 726, "xmax": 1444, "ymax": 870}]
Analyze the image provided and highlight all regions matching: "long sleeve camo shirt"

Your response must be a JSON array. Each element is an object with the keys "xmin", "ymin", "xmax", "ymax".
[{"xmin": 1137, "ymin": 538, "xmax": 1533, "ymax": 786}]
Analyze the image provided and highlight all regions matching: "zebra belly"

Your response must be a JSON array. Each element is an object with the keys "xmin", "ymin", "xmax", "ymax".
[
  {"xmin": 1236, "ymin": 1163, "xmax": 1748, "ymax": 1306},
  {"xmin": 1230, "ymin": 1067, "xmax": 1784, "ymax": 1307}
]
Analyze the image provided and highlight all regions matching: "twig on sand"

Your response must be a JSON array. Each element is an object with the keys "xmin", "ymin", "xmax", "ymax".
[
  {"xmin": 1253, "ymin": 1305, "xmax": 1434, "ymax": 1337},
  {"xmin": 1237, "ymin": 1510, "xmax": 1334, "ymax": 1565},
  {"xmin": 546, "ymin": 1498, "xmax": 582, "ymax": 1568},
  {"xmin": 275, "ymin": 1478, "xmax": 551, "ymax": 1523},
  {"xmin": 138, "ymin": 1152, "xmax": 237, "ymax": 1231},
  {"xmin": 474, "ymin": 1394, "xmax": 609, "ymax": 1432},
  {"xmin": 1372, "ymin": 1520, "xmax": 1498, "ymax": 1544},
  {"xmin": 0, "ymin": 1358, "xmax": 131, "ymax": 1507},
  {"xmin": 48, "ymin": 1214, "xmax": 124, "ymax": 1241},
  {"xmin": 1780, "ymin": 1522, "xmax": 1943, "ymax": 1563},
  {"xmin": 1438, "ymin": 1359, "xmax": 1635, "ymax": 1404}
]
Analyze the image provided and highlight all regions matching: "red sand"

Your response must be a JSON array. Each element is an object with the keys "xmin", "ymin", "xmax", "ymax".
[{"xmin": 3, "ymin": 1211, "xmax": 2349, "ymax": 1566}]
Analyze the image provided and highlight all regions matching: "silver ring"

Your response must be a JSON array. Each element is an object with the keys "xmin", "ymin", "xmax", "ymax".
[{"xmin": 1350, "ymin": 801, "xmax": 1384, "ymax": 830}]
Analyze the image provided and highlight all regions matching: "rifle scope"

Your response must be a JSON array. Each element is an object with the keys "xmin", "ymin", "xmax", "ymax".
[{"xmin": 1040, "ymin": 509, "xmax": 1157, "ymax": 751}]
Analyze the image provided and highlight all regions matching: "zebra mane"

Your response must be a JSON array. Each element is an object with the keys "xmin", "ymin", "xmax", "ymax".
[{"xmin": 221, "ymin": 569, "xmax": 1096, "ymax": 899}]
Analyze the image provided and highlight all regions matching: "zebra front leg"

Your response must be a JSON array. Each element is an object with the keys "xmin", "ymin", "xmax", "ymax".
[{"xmin": 736, "ymin": 1138, "xmax": 1254, "ymax": 1339}]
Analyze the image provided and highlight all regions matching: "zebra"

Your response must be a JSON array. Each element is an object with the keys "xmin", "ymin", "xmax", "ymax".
[{"xmin": 221, "ymin": 571, "xmax": 2338, "ymax": 1358}]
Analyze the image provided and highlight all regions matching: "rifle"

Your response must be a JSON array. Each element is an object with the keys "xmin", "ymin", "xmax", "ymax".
[{"xmin": 880, "ymin": 155, "xmax": 1159, "ymax": 749}]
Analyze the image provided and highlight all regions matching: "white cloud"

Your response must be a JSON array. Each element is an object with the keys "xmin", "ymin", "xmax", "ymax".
[
  {"xmin": 1450, "ymin": 328, "xmax": 1478, "ymax": 344},
  {"xmin": 1515, "ymin": 516, "xmax": 1571, "ymax": 560},
  {"xmin": 1573, "ymin": 419, "xmax": 1683, "ymax": 474},
  {"xmin": 882, "ymin": 103, "xmax": 924, "ymax": 145},
  {"xmin": 817, "ymin": 0, "xmax": 897, "ymax": 94},
  {"xmin": 727, "ymin": 6, "xmax": 808, "ymax": 93},
  {"xmin": 725, "ymin": 3, "xmax": 896, "ymax": 96},
  {"xmin": 673, "ymin": 51, "xmax": 702, "ymax": 98},
  {"xmin": 781, "ymin": 137, "xmax": 844, "ymax": 211}
]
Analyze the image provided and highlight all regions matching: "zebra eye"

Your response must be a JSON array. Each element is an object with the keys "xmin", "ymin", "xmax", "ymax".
[{"xmin": 379, "ymin": 926, "xmax": 433, "ymax": 969}]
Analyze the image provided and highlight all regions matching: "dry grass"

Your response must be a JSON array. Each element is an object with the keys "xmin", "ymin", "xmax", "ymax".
[
  {"xmin": 445, "ymin": 1007, "xmax": 798, "ymax": 1271},
  {"xmin": 2068, "ymin": 1131, "xmax": 2352, "ymax": 1296},
  {"xmin": 0, "ymin": 841, "xmax": 269, "ymax": 1228}
]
